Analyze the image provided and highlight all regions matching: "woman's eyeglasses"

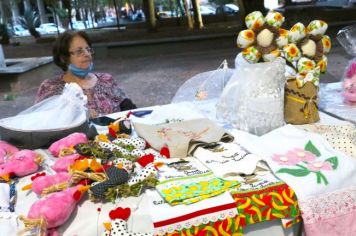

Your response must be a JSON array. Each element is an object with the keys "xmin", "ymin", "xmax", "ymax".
[{"xmin": 69, "ymin": 47, "xmax": 94, "ymax": 57}]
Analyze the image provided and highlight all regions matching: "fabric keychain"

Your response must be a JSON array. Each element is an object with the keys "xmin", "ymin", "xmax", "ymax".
[
  {"xmin": 19, "ymin": 185, "xmax": 89, "ymax": 235},
  {"xmin": 22, "ymin": 172, "xmax": 71, "ymax": 196},
  {"xmin": 103, "ymin": 207, "xmax": 152, "ymax": 236},
  {"xmin": 89, "ymin": 166, "xmax": 129, "ymax": 199},
  {"xmin": 48, "ymin": 132, "xmax": 88, "ymax": 157},
  {"xmin": 0, "ymin": 150, "xmax": 43, "ymax": 181}
]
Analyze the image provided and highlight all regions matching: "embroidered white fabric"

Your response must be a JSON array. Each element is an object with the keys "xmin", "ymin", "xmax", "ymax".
[
  {"xmin": 0, "ymin": 83, "xmax": 87, "ymax": 130},
  {"xmin": 216, "ymin": 56, "xmax": 286, "ymax": 136},
  {"xmin": 298, "ymin": 186, "xmax": 356, "ymax": 224},
  {"xmin": 155, "ymin": 209, "xmax": 238, "ymax": 235}
]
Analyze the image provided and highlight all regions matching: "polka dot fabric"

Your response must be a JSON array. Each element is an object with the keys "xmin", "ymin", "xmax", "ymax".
[
  {"xmin": 298, "ymin": 124, "xmax": 356, "ymax": 159},
  {"xmin": 103, "ymin": 219, "xmax": 152, "ymax": 236},
  {"xmin": 128, "ymin": 163, "xmax": 157, "ymax": 186}
]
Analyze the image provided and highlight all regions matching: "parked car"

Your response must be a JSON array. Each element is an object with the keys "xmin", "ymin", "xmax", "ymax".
[
  {"xmin": 12, "ymin": 25, "xmax": 30, "ymax": 36},
  {"xmin": 190, "ymin": 5, "xmax": 216, "ymax": 15},
  {"xmin": 38, "ymin": 23, "xmax": 65, "ymax": 34},
  {"xmin": 216, "ymin": 4, "xmax": 239, "ymax": 15},
  {"xmin": 71, "ymin": 21, "xmax": 86, "ymax": 30}
]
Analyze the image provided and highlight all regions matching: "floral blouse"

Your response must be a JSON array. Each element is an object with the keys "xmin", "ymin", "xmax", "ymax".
[{"xmin": 35, "ymin": 73, "xmax": 128, "ymax": 118}]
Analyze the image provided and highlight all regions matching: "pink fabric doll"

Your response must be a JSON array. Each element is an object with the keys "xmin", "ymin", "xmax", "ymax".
[
  {"xmin": 23, "ymin": 172, "xmax": 71, "ymax": 195},
  {"xmin": 51, "ymin": 153, "xmax": 81, "ymax": 173},
  {"xmin": 19, "ymin": 185, "xmax": 88, "ymax": 235},
  {"xmin": 343, "ymin": 60, "xmax": 356, "ymax": 103},
  {"xmin": 0, "ymin": 140, "xmax": 19, "ymax": 165},
  {"xmin": 0, "ymin": 150, "xmax": 42, "ymax": 181},
  {"xmin": 48, "ymin": 132, "xmax": 88, "ymax": 157}
]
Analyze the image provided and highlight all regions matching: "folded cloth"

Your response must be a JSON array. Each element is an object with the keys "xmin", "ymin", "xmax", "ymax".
[
  {"xmin": 296, "ymin": 124, "xmax": 356, "ymax": 159},
  {"xmin": 193, "ymin": 142, "xmax": 262, "ymax": 181},
  {"xmin": 155, "ymin": 157, "xmax": 239, "ymax": 205},
  {"xmin": 249, "ymin": 125, "xmax": 356, "ymax": 236},
  {"xmin": 147, "ymin": 190, "xmax": 238, "ymax": 236},
  {"xmin": 133, "ymin": 118, "xmax": 232, "ymax": 158}
]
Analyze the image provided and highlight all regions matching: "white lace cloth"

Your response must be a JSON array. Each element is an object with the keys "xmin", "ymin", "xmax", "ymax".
[{"xmin": 147, "ymin": 190, "xmax": 238, "ymax": 235}]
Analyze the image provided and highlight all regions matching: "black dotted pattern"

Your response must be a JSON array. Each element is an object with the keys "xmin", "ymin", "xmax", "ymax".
[
  {"xmin": 128, "ymin": 164, "xmax": 157, "ymax": 185},
  {"xmin": 105, "ymin": 219, "xmax": 152, "ymax": 236},
  {"xmin": 89, "ymin": 166, "xmax": 128, "ymax": 198}
]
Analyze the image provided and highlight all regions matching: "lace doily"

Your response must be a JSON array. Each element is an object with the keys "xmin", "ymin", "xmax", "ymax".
[
  {"xmin": 298, "ymin": 186, "xmax": 356, "ymax": 224},
  {"xmin": 154, "ymin": 208, "xmax": 238, "ymax": 235}
]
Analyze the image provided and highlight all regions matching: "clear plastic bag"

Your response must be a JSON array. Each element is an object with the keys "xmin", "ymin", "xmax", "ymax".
[
  {"xmin": 171, "ymin": 60, "xmax": 234, "ymax": 103},
  {"xmin": 216, "ymin": 57, "xmax": 286, "ymax": 135},
  {"xmin": 337, "ymin": 24, "xmax": 356, "ymax": 104},
  {"xmin": 0, "ymin": 83, "xmax": 89, "ymax": 148}
]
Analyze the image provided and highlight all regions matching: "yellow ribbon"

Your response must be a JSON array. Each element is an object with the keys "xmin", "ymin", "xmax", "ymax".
[{"xmin": 287, "ymin": 95, "xmax": 317, "ymax": 119}]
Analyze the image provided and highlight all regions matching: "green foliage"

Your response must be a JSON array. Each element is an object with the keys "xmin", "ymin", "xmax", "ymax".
[
  {"xmin": 19, "ymin": 10, "xmax": 41, "ymax": 38},
  {"xmin": 304, "ymin": 140, "xmax": 321, "ymax": 157}
]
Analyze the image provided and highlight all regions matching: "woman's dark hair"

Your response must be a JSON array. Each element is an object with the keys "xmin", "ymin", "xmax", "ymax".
[{"xmin": 52, "ymin": 30, "xmax": 92, "ymax": 71}]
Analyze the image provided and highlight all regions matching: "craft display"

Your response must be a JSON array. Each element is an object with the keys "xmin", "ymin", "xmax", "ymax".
[
  {"xmin": 0, "ymin": 150, "xmax": 43, "ymax": 181},
  {"xmin": 235, "ymin": 11, "xmax": 332, "ymax": 125},
  {"xmin": 51, "ymin": 153, "xmax": 81, "ymax": 173}
]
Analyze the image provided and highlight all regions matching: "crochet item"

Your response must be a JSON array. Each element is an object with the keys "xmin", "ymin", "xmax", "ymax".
[
  {"xmin": 0, "ymin": 150, "xmax": 43, "ymax": 181},
  {"xmin": 49, "ymin": 132, "xmax": 88, "ymax": 157},
  {"xmin": 103, "ymin": 207, "xmax": 152, "ymax": 236},
  {"xmin": 89, "ymin": 166, "xmax": 129, "ymax": 199}
]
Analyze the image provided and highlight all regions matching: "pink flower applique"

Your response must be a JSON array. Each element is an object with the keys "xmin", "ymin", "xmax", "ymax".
[
  {"xmin": 307, "ymin": 161, "xmax": 333, "ymax": 172},
  {"xmin": 287, "ymin": 148, "xmax": 317, "ymax": 162},
  {"xmin": 272, "ymin": 153, "xmax": 299, "ymax": 166}
]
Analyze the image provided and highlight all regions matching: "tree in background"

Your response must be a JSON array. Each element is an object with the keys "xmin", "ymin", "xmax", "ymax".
[{"xmin": 19, "ymin": 9, "xmax": 41, "ymax": 38}]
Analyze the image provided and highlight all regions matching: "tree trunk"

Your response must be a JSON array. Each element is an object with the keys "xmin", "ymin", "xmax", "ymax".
[
  {"xmin": 9, "ymin": 0, "xmax": 20, "ymax": 24},
  {"xmin": 191, "ymin": 0, "xmax": 203, "ymax": 29},
  {"xmin": 147, "ymin": 0, "xmax": 157, "ymax": 32},
  {"xmin": 0, "ymin": 1, "xmax": 6, "ymax": 24},
  {"xmin": 112, "ymin": 0, "xmax": 121, "ymax": 30},
  {"xmin": 176, "ymin": 0, "xmax": 185, "ymax": 16},
  {"xmin": 183, "ymin": 0, "xmax": 193, "ymax": 30}
]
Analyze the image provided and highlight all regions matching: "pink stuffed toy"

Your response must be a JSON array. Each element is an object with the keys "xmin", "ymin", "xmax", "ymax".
[
  {"xmin": 0, "ymin": 140, "xmax": 19, "ymax": 165},
  {"xmin": 48, "ymin": 132, "xmax": 88, "ymax": 157},
  {"xmin": 23, "ymin": 172, "xmax": 71, "ymax": 195},
  {"xmin": 20, "ymin": 185, "xmax": 88, "ymax": 235},
  {"xmin": 343, "ymin": 60, "xmax": 356, "ymax": 103},
  {"xmin": 51, "ymin": 153, "xmax": 81, "ymax": 173},
  {"xmin": 0, "ymin": 150, "xmax": 42, "ymax": 181}
]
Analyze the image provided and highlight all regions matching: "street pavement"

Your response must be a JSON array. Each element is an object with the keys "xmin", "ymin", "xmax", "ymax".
[{"xmin": 0, "ymin": 35, "xmax": 352, "ymax": 119}]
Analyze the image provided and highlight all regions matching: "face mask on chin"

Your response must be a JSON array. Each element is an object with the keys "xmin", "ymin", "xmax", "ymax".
[{"xmin": 68, "ymin": 62, "xmax": 94, "ymax": 79}]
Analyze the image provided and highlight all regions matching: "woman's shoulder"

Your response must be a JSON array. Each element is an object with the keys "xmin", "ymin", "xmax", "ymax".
[
  {"xmin": 94, "ymin": 72, "xmax": 116, "ymax": 86},
  {"xmin": 39, "ymin": 76, "xmax": 65, "ymax": 88}
]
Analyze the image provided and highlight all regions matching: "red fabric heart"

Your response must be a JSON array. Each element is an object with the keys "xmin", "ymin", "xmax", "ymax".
[
  {"xmin": 108, "ymin": 127, "xmax": 117, "ymax": 139},
  {"xmin": 137, "ymin": 154, "xmax": 154, "ymax": 167},
  {"xmin": 109, "ymin": 207, "xmax": 131, "ymax": 221},
  {"xmin": 30, "ymin": 172, "xmax": 46, "ymax": 181},
  {"xmin": 160, "ymin": 146, "xmax": 170, "ymax": 158}
]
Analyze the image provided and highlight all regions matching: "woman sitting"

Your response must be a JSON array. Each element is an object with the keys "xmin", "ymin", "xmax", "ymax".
[{"xmin": 35, "ymin": 31, "xmax": 136, "ymax": 118}]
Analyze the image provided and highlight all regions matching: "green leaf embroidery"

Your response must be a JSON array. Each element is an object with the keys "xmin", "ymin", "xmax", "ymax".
[
  {"xmin": 276, "ymin": 168, "xmax": 310, "ymax": 177},
  {"xmin": 319, "ymin": 172, "xmax": 329, "ymax": 185},
  {"xmin": 325, "ymin": 156, "xmax": 338, "ymax": 170},
  {"xmin": 304, "ymin": 141, "xmax": 321, "ymax": 157}
]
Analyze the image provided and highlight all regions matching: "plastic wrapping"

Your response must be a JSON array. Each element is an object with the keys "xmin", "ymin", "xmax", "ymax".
[
  {"xmin": 319, "ymin": 82, "xmax": 356, "ymax": 124},
  {"xmin": 171, "ymin": 61, "xmax": 234, "ymax": 103},
  {"xmin": 337, "ymin": 24, "xmax": 356, "ymax": 104},
  {"xmin": 216, "ymin": 57, "xmax": 286, "ymax": 135},
  {"xmin": 0, "ymin": 83, "xmax": 89, "ymax": 148}
]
